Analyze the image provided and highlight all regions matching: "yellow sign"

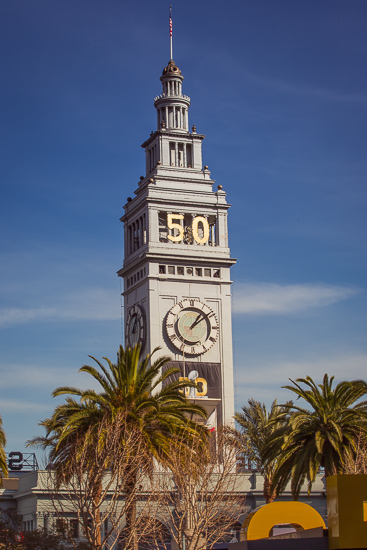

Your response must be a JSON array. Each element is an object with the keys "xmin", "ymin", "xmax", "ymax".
[
  {"xmin": 167, "ymin": 214, "xmax": 210, "ymax": 244},
  {"xmin": 327, "ymin": 474, "xmax": 367, "ymax": 549},
  {"xmin": 241, "ymin": 501, "xmax": 326, "ymax": 541},
  {"xmin": 179, "ymin": 376, "xmax": 207, "ymax": 397}
]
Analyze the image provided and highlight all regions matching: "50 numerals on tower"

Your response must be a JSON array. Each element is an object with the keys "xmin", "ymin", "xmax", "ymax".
[{"xmin": 167, "ymin": 214, "xmax": 210, "ymax": 244}]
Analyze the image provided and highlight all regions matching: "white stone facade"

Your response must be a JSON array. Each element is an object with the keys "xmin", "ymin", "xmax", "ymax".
[{"xmin": 118, "ymin": 59, "xmax": 237, "ymax": 426}]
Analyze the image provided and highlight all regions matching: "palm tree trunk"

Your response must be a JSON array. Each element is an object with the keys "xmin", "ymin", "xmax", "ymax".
[
  {"xmin": 263, "ymin": 475, "xmax": 277, "ymax": 504},
  {"xmin": 93, "ymin": 480, "xmax": 102, "ymax": 550},
  {"xmin": 125, "ymin": 465, "xmax": 138, "ymax": 550},
  {"xmin": 85, "ymin": 473, "xmax": 102, "ymax": 550}
]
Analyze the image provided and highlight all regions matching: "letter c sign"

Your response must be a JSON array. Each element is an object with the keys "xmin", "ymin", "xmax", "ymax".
[{"xmin": 241, "ymin": 501, "xmax": 325, "ymax": 541}]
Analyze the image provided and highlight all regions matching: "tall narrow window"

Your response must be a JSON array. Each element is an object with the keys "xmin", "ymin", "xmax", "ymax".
[
  {"xmin": 128, "ymin": 225, "xmax": 132, "ymax": 255},
  {"xmin": 155, "ymin": 144, "xmax": 159, "ymax": 165},
  {"xmin": 143, "ymin": 213, "xmax": 147, "ymax": 244},
  {"xmin": 132, "ymin": 222, "xmax": 136, "ymax": 251},
  {"xmin": 178, "ymin": 144, "xmax": 184, "ymax": 167},
  {"xmin": 169, "ymin": 143, "xmax": 175, "ymax": 166},
  {"xmin": 70, "ymin": 520, "xmax": 78, "ymax": 539},
  {"xmin": 136, "ymin": 219, "xmax": 140, "ymax": 249},
  {"xmin": 168, "ymin": 107, "xmax": 173, "ymax": 128},
  {"xmin": 186, "ymin": 144, "xmax": 192, "ymax": 167},
  {"xmin": 159, "ymin": 212, "xmax": 168, "ymax": 242},
  {"xmin": 208, "ymin": 215, "xmax": 217, "ymax": 246},
  {"xmin": 184, "ymin": 213, "xmax": 193, "ymax": 244}
]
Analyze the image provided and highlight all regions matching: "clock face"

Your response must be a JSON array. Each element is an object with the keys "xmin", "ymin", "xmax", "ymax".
[
  {"xmin": 166, "ymin": 299, "xmax": 219, "ymax": 356},
  {"xmin": 126, "ymin": 305, "xmax": 146, "ymax": 349}
]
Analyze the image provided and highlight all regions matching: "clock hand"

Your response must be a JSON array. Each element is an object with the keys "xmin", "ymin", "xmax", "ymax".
[{"xmin": 190, "ymin": 313, "xmax": 206, "ymax": 330}]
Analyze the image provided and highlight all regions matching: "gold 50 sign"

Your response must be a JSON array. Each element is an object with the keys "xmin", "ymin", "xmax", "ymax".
[
  {"xmin": 179, "ymin": 376, "xmax": 208, "ymax": 397},
  {"xmin": 167, "ymin": 214, "xmax": 209, "ymax": 244}
]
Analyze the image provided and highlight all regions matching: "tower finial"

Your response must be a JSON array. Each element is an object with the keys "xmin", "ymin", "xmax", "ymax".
[{"xmin": 169, "ymin": 5, "xmax": 173, "ymax": 61}]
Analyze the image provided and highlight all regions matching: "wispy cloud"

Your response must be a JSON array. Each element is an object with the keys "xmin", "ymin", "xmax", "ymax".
[
  {"xmin": 234, "ymin": 352, "xmax": 367, "ymax": 408},
  {"xmin": 0, "ymin": 398, "xmax": 51, "ymax": 413},
  {"xmin": 236, "ymin": 353, "xmax": 367, "ymax": 386},
  {"xmin": 240, "ymin": 66, "xmax": 367, "ymax": 103},
  {"xmin": 233, "ymin": 283, "xmax": 361, "ymax": 315},
  {"xmin": 0, "ymin": 287, "xmax": 120, "ymax": 328},
  {"xmin": 217, "ymin": 54, "xmax": 367, "ymax": 104},
  {"xmin": 1, "ymin": 364, "xmax": 102, "ymax": 391}
]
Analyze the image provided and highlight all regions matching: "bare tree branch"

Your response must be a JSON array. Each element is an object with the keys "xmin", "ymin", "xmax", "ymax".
[
  {"xmin": 154, "ymin": 428, "xmax": 245, "ymax": 550},
  {"xmin": 40, "ymin": 415, "xmax": 165, "ymax": 550}
]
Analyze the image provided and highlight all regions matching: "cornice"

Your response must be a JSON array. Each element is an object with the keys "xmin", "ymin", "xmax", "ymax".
[{"xmin": 141, "ymin": 130, "xmax": 205, "ymax": 149}]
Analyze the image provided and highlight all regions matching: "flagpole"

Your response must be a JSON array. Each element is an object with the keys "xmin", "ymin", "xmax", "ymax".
[{"xmin": 169, "ymin": 5, "xmax": 173, "ymax": 60}]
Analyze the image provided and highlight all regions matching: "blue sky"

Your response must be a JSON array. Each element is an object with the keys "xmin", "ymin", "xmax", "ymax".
[{"xmin": 1, "ymin": 0, "xmax": 367, "ymax": 453}]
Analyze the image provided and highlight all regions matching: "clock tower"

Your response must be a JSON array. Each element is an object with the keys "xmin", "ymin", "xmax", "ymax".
[{"xmin": 118, "ymin": 57, "xmax": 236, "ymax": 427}]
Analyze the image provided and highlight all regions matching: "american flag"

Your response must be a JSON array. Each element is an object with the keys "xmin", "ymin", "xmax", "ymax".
[{"xmin": 169, "ymin": 6, "xmax": 172, "ymax": 37}]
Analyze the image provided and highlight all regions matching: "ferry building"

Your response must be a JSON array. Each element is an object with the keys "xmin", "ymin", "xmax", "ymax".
[
  {"xmin": 0, "ymin": 51, "xmax": 327, "ymax": 541},
  {"xmin": 118, "ymin": 55, "xmax": 236, "ymax": 431}
]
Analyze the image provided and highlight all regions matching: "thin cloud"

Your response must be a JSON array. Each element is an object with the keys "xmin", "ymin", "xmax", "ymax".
[
  {"xmin": 0, "ymin": 287, "xmax": 120, "ymax": 328},
  {"xmin": 0, "ymin": 307, "xmax": 56, "ymax": 326},
  {"xmin": 234, "ymin": 352, "xmax": 367, "ymax": 408},
  {"xmin": 0, "ymin": 398, "xmax": 51, "ymax": 413},
  {"xmin": 214, "ymin": 50, "xmax": 367, "ymax": 104},
  {"xmin": 0, "ymin": 364, "xmax": 103, "ymax": 391},
  {"xmin": 240, "ymin": 66, "xmax": 367, "ymax": 103},
  {"xmin": 233, "ymin": 283, "xmax": 361, "ymax": 315},
  {"xmin": 236, "ymin": 353, "xmax": 367, "ymax": 386}
]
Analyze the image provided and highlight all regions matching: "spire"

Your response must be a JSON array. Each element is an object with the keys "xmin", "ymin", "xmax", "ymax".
[
  {"xmin": 169, "ymin": 5, "xmax": 173, "ymax": 61},
  {"xmin": 143, "ymin": 22, "xmax": 206, "ymax": 173},
  {"xmin": 152, "ymin": 9, "xmax": 191, "ymax": 133},
  {"xmin": 154, "ymin": 61, "xmax": 190, "ymax": 132}
]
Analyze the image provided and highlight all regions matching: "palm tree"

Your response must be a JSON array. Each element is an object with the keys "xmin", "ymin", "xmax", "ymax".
[
  {"xmin": 30, "ymin": 345, "xmax": 207, "ymax": 549},
  {"xmin": 265, "ymin": 374, "xmax": 367, "ymax": 498},
  {"xmin": 234, "ymin": 399, "xmax": 290, "ymax": 503},
  {"xmin": 0, "ymin": 415, "xmax": 8, "ymax": 483}
]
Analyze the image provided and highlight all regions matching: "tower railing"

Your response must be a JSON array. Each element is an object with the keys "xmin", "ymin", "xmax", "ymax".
[{"xmin": 154, "ymin": 93, "xmax": 190, "ymax": 101}]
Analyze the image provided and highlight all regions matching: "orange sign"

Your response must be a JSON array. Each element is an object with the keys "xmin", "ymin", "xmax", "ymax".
[{"xmin": 241, "ymin": 501, "xmax": 326, "ymax": 541}]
